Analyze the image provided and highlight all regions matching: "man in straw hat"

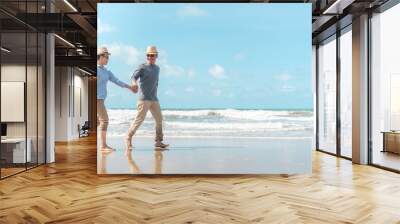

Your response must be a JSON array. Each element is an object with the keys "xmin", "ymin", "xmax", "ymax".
[
  {"xmin": 125, "ymin": 46, "xmax": 169, "ymax": 150},
  {"xmin": 97, "ymin": 46, "xmax": 134, "ymax": 152}
]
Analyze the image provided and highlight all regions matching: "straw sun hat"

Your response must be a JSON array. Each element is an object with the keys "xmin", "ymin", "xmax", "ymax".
[
  {"xmin": 146, "ymin": 46, "xmax": 158, "ymax": 55},
  {"xmin": 97, "ymin": 46, "xmax": 111, "ymax": 56}
]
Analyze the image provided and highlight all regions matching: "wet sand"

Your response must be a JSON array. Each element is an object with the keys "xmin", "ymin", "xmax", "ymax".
[{"xmin": 97, "ymin": 136, "xmax": 312, "ymax": 174}]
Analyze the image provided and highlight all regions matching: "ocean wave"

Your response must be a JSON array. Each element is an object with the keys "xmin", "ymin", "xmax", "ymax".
[
  {"xmin": 163, "ymin": 121, "xmax": 311, "ymax": 131},
  {"xmin": 106, "ymin": 109, "xmax": 314, "ymax": 138},
  {"xmin": 108, "ymin": 109, "xmax": 313, "ymax": 123},
  {"xmin": 106, "ymin": 129, "xmax": 313, "ymax": 137},
  {"xmin": 105, "ymin": 133, "xmax": 313, "ymax": 139}
]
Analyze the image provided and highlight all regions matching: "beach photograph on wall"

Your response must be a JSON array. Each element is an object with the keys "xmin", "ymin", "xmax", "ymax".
[{"xmin": 97, "ymin": 3, "xmax": 313, "ymax": 174}]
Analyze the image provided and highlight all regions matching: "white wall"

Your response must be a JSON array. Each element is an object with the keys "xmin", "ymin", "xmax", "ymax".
[
  {"xmin": 1, "ymin": 65, "xmax": 26, "ymax": 140},
  {"xmin": 55, "ymin": 66, "xmax": 68, "ymax": 141},
  {"xmin": 1, "ymin": 65, "xmax": 40, "ymax": 138},
  {"xmin": 54, "ymin": 67, "xmax": 89, "ymax": 141},
  {"xmin": 70, "ymin": 72, "xmax": 89, "ymax": 138},
  {"xmin": 1, "ymin": 63, "xmax": 46, "ymax": 164}
]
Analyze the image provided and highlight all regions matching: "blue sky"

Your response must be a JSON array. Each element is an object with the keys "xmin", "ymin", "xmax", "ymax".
[{"xmin": 98, "ymin": 3, "xmax": 312, "ymax": 109}]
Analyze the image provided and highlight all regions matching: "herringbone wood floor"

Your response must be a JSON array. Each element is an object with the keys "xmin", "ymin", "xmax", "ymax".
[{"xmin": 1, "ymin": 135, "xmax": 400, "ymax": 224}]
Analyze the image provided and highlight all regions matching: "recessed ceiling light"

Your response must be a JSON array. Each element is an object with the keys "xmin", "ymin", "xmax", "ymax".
[{"xmin": 1, "ymin": 47, "xmax": 11, "ymax": 53}]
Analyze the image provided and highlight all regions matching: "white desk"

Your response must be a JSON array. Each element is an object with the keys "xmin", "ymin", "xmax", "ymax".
[{"xmin": 1, "ymin": 138, "xmax": 31, "ymax": 163}]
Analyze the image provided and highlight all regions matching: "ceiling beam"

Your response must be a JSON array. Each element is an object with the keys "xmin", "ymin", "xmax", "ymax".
[
  {"xmin": 55, "ymin": 55, "xmax": 96, "ymax": 71},
  {"xmin": 67, "ymin": 13, "xmax": 97, "ymax": 41},
  {"xmin": 323, "ymin": 0, "xmax": 356, "ymax": 14}
]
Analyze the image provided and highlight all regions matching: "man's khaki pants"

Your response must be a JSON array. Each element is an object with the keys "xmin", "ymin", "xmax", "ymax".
[{"xmin": 127, "ymin": 100, "xmax": 163, "ymax": 141}]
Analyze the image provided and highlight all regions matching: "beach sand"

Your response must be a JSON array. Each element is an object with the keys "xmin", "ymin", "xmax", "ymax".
[{"xmin": 98, "ymin": 136, "xmax": 312, "ymax": 174}]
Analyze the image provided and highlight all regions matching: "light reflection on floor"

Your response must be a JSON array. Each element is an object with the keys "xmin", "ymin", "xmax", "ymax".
[
  {"xmin": 372, "ymin": 151, "xmax": 400, "ymax": 170},
  {"xmin": 97, "ymin": 136, "xmax": 312, "ymax": 174}
]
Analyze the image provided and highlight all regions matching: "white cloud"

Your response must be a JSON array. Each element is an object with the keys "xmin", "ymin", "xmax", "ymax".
[
  {"xmin": 209, "ymin": 64, "xmax": 226, "ymax": 79},
  {"xmin": 233, "ymin": 53, "xmax": 245, "ymax": 61},
  {"xmin": 177, "ymin": 5, "xmax": 207, "ymax": 17},
  {"xmin": 155, "ymin": 49, "xmax": 194, "ymax": 77},
  {"xmin": 164, "ymin": 90, "xmax": 176, "ymax": 96},
  {"xmin": 275, "ymin": 73, "xmax": 291, "ymax": 81},
  {"xmin": 98, "ymin": 19, "xmax": 116, "ymax": 34},
  {"xmin": 185, "ymin": 87, "xmax": 195, "ymax": 93},
  {"xmin": 274, "ymin": 73, "xmax": 295, "ymax": 92},
  {"xmin": 280, "ymin": 84, "xmax": 296, "ymax": 92},
  {"xmin": 161, "ymin": 63, "xmax": 186, "ymax": 76},
  {"xmin": 103, "ymin": 43, "xmax": 142, "ymax": 66},
  {"xmin": 212, "ymin": 89, "xmax": 222, "ymax": 96},
  {"xmin": 187, "ymin": 69, "xmax": 196, "ymax": 77},
  {"xmin": 101, "ymin": 43, "xmax": 194, "ymax": 77}
]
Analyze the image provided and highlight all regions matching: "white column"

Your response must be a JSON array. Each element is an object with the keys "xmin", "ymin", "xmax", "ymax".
[
  {"xmin": 45, "ymin": 0, "xmax": 56, "ymax": 163},
  {"xmin": 352, "ymin": 14, "xmax": 369, "ymax": 164},
  {"xmin": 312, "ymin": 45, "xmax": 317, "ymax": 150},
  {"xmin": 46, "ymin": 33, "xmax": 55, "ymax": 163}
]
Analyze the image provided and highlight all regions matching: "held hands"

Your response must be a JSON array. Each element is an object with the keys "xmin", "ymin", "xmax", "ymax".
[
  {"xmin": 130, "ymin": 84, "xmax": 138, "ymax": 93},
  {"xmin": 128, "ymin": 80, "xmax": 138, "ymax": 94}
]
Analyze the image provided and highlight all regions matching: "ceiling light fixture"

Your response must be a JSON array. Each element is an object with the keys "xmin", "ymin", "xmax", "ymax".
[
  {"xmin": 78, "ymin": 67, "xmax": 92, "ymax": 76},
  {"xmin": 63, "ymin": 0, "xmax": 78, "ymax": 12},
  {"xmin": 54, "ymin": 34, "xmax": 75, "ymax": 48}
]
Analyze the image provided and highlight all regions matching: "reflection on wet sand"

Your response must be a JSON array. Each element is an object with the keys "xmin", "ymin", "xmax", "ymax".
[
  {"xmin": 154, "ymin": 150, "xmax": 163, "ymax": 174},
  {"xmin": 125, "ymin": 151, "xmax": 141, "ymax": 174},
  {"xmin": 122, "ymin": 148, "xmax": 165, "ymax": 174},
  {"xmin": 97, "ymin": 136, "xmax": 312, "ymax": 174},
  {"xmin": 100, "ymin": 152, "xmax": 108, "ymax": 174}
]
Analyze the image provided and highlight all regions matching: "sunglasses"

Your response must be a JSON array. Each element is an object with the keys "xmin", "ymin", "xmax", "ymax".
[{"xmin": 147, "ymin": 54, "xmax": 157, "ymax": 58}]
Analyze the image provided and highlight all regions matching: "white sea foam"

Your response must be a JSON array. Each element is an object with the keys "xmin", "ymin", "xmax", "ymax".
[{"xmin": 107, "ymin": 109, "xmax": 314, "ymax": 138}]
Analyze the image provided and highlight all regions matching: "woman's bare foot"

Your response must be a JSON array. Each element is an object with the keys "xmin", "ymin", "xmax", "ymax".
[
  {"xmin": 125, "ymin": 137, "xmax": 133, "ymax": 151},
  {"xmin": 124, "ymin": 149, "xmax": 131, "ymax": 156},
  {"xmin": 101, "ymin": 145, "xmax": 115, "ymax": 153}
]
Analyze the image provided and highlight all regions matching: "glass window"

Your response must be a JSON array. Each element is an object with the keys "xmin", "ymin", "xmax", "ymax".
[
  {"xmin": 27, "ymin": 30, "xmax": 38, "ymax": 169},
  {"xmin": 38, "ymin": 32, "xmax": 45, "ymax": 165},
  {"xmin": 1, "ymin": 30, "xmax": 28, "ymax": 178},
  {"xmin": 0, "ymin": 1, "xmax": 46, "ymax": 179},
  {"xmin": 371, "ymin": 3, "xmax": 400, "ymax": 171},
  {"xmin": 317, "ymin": 35, "xmax": 337, "ymax": 154},
  {"xmin": 339, "ymin": 28, "xmax": 352, "ymax": 158}
]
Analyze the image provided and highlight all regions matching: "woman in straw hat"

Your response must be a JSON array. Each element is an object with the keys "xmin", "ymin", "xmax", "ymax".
[{"xmin": 97, "ymin": 46, "xmax": 134, "ymax": 152}]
